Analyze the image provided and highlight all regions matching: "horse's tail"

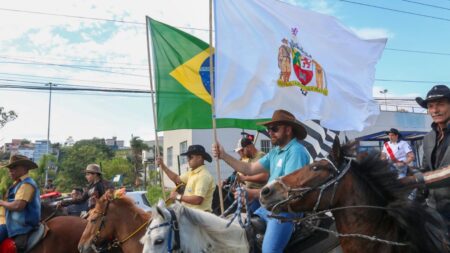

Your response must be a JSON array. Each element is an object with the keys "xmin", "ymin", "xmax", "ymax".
[{"xmin": 386, "ymin": 200, "xmax": 449, "ymax": 253}]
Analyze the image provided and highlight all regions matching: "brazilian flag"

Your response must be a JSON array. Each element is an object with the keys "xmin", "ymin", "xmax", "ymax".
[{"xmin": 148, "ymin": 17, "xmax": 267, "ymax": 131}]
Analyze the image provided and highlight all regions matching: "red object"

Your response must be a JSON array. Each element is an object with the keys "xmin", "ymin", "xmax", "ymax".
[
  {"xmin": 40, "ymin": 191, "xmax": 61, "ymax": 199},
  {"xmin": 0, "ymin": 238, "xmax": 17, "ymax": 253},
  {"xmin": 384, "ymin": 142, "xmax": 399, "ymax": 163}
]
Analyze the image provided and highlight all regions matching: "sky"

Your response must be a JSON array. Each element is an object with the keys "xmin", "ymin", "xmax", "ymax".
[{"xmin": 0, "ymin": 0, "xmax": 449, "ymax": 146}]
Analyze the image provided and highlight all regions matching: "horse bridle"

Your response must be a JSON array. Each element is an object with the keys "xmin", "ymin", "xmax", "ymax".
[
  {"xmin": 147, "ymin": 208, "xmax": 180, "ymax": 253},
  {"xmin": 90, "ymin": 200, "xmax": 151, "ymax": 253},
  {"xmin": 271, "ymin": 157, "xmax": 353, "ymax": 213}
]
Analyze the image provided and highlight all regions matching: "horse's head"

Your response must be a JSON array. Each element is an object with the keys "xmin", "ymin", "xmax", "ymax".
[
  {"xmin": 78, "ymin": 188, "xmax": 137, "ymax": 253},
  {"xmin": 141, "ymin": 200, "xmax": 180, "ymax": 253},
  {"xmin": 260, "ymin": 138, "xmax": 356, "ymax": 213}
]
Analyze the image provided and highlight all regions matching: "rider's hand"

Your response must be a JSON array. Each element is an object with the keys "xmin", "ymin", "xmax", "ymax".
[
  {"xmin": 212, "ymin": 143, "xmax": 225, "ymax": 159},
  {"xmin": 169, "ymin": 191, "xmax": 178, "ymax": 200},
  {"xmin": 56, "ymin": 201, "xmax": 63, "ymax": 209},
  {"xmin": 156, "ymin": 157, "xmax": 164, "ymax": 167}
]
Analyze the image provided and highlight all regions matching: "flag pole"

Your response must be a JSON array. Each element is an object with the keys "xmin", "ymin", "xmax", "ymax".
[
  {"xmin": 145, "ymin": 16, "xmax": 166, "ymax": 201},
  {"xmin": 209, "ymin": 0, "xmax": 225, "ymax": 214}
]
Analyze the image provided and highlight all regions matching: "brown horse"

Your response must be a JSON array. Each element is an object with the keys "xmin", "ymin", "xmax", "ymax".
[
  {"xmin": 78, "ymin": 189, "xmax": 152, "ymax": 253},
  {"xmin": 28, "ymin": 216, "xmax": 86, "ymax": 253},
  {"xmin": 260, "ymin": 140, "xmax": 448, "ymax": 253}
]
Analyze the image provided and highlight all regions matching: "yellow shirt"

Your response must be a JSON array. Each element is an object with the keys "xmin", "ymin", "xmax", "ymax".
[
  {"xmin": 180, "ymin": 165, "xmax": 215, "ymax": 212},
  {"xmin": 0, "ymin": 174, "xmax": 35, "ymax": 225}
]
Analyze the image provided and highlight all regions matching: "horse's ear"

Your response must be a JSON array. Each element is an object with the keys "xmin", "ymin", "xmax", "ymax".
[
  {"xmin": 105, "ymin": 189, "xmax": 115, "ymax": 201},
  {"xmin": 331, "ymin": 136, "xmax": 341, "ymax": 162}
]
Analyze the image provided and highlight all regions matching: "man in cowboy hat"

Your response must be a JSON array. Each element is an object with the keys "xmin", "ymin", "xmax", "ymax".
[
  {"xmin": 157, "ymin": 145, "xmax": 215, "ymax": 212},
  {"xmin": 212, "ymin": 109, "xmax": 310, "ymax": 253},
  {"xmin": 416, "ymin": 84, "xmax": 450, "ymax": 232},
  {"xmin": 58, "ymin": 164, "xmax": 113, "ymax": 211},
  {"xmin": 381, "ymin": 128, "xmax": 415, "ymax": 178},
  {"xmin": 0, "ymin": 155, "xmax": 40, "ymax": 252}
]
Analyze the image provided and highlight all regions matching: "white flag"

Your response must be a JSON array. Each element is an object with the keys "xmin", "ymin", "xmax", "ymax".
[{"xmin": 214, "ymin": 0, "xmax": 386, "ymax": 131}]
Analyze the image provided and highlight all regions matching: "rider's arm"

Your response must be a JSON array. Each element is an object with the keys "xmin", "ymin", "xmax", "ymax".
[
  {"xmin": 0, "ymin": 183, "xmax": 34, "ymax": 211},
  {"xmin": 157, "ymin": 157, "xmax": 182, "ymax": 185},
  {"xmin": 239, "ymin": 172, "xmax": 269, "ymax": 184}
]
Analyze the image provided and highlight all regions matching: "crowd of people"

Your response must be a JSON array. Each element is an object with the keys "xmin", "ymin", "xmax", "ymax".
[{"xmin": 0, "ymin": 84, "xmax": 448, "ymax": 253}]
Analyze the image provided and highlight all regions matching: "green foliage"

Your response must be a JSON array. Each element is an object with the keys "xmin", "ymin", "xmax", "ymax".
[
  {"xmin": 101, "ymin": 157, "xmax": 134, "ymax": 186},
  {"xmin": 129, "ymin": 136, "xmax": 149, "ymax": 186},
  {"xmin": 57, "ymin": 139, "xmax": 113, "ymax": 191},
  {"xmin": 0, "ymin": 107, "xmax": 17, "ymax": 128},
  {"xmin": 0, "ymin": 169, "xmax": 12, "ymax": 198},
  {"xmin": 146, "ymin": 184, "xmax": 170, "ymax": 205},
  {"xmin": 30, "ymin": 154, "xmax": 57, "ymax": 189}
]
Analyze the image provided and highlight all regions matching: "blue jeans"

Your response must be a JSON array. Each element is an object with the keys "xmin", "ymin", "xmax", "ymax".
[
  {"xmin": 254, "ymin": 207, "xmax": 301, "ymax": 253},
  {"xmin": 248, "ymin": 199, "xmax": 261, "ymax": 214},
  {"xmin": 0, "ymin": 224, "xmax": 8, "ymax": 243}
]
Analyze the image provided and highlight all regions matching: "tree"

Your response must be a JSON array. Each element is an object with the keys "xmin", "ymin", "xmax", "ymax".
[
  {"xmin": 0, "ymin": 107, "xmax": 17, "ymax": 128},
  {"xmin": 30, "ymin": 154, "xmax": 57, "ymax": 189},
  {"xmin": 129, "ymin": 136, "xmax": 149, "ymax": 187},
  {"xmin": 101, "ymin": 157, "xmax": 134, "ymax": 186},
  {"xmin": 57, "ymin": 139, "xmax": 113, "ymax": 191}
]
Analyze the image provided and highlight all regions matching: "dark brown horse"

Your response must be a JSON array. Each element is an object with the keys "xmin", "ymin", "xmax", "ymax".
[
  {"xmin": 260, "ymin": 140, "xmax": 448, "ymax": 253},
  {"xmin": 78, "ymin": 189, "xmax": 152, "ymax": 253}
]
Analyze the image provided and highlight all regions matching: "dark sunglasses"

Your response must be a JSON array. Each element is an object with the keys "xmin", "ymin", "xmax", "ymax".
[{"xmin": 267, "ymin": 125, "xmax": 280, "ymax": 133}]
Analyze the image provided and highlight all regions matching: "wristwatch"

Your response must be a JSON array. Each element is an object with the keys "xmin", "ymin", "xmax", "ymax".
[{"xmin": 176, "ymin": 194, "xmax": 182, "ymax": 202}]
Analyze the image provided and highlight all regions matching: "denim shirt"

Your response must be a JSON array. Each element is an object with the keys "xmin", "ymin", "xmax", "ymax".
[{"xmin": 6, "ymin": 177, "xmax": 41, "ymax": 237}]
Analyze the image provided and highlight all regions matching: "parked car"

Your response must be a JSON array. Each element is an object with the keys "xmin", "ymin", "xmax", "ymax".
[{"xmin": 126, "ymin": 191, "xmax": 152, "ymax": 212}]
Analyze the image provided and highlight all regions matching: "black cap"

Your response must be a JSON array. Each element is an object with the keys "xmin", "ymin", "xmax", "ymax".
[
  {"xmin": 180, "ymin": 145, "xmax": 212, "ymax": 163},
  {"xmin": 416, "ymin": 85, "xmax": 450, "ymax": 109},
  {"xmin": 385, "ymin": 128, "xmax": 401, "ymax": 136}
]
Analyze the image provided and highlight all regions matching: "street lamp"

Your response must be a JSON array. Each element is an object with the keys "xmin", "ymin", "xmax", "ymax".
[
  {"xmin": 44, "ymin": 82, "xmax": 57, "ymax": 186},
  {"xmin": 379, "ymin": 89, "xmax": 388, "ymax": 110}
]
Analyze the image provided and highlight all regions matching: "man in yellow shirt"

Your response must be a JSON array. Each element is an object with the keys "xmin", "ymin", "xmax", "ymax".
[
  {"xmin": 0, "ymin": 155, "xmax": 40, "ymax": 252},
  {"xmin": 157, "ymin": 145, "xmax": 215, "ymax": 212}
]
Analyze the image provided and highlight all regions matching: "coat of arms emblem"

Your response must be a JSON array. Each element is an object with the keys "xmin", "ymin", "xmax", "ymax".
[{"xmin": 277, "ymin": 28, "xmax": 328, "ymax": 96}]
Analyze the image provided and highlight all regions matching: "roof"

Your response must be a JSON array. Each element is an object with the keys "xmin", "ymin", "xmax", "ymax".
[{"xmin": 356, "ymin": 131, "xmax": 428, "ymax": 142}]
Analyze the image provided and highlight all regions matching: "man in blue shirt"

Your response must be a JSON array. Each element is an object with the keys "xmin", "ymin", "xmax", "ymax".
[{"xmin": 213, "ymin": 109, "xmax": 310, "ymax": 253}]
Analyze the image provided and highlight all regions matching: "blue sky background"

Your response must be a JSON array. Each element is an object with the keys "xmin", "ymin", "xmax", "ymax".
[{"xmin": 0, "ymin": 0, "xmax": 448, "ymax": 145}]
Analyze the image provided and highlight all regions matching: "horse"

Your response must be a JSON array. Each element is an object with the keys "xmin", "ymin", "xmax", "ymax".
[
  {"xmin": 29, "ymin": 216, "xmax": 86, "ymax": 253},
  {"xmin": 260, "ymin": 140, "xmax": 448, "ymax": 253},
  {"xmin": 78, "ymin": 189, "xmax": 152, "ymax": 253},
  {"xmin": 141, "ymin": 201, "xmax": 250, "ymax": 253},
  {"xmin": 40, "ymin": 201, "xmax": 67, "ymax": 221}
]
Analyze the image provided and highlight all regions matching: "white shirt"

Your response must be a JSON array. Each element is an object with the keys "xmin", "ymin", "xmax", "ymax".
[{"xmin": 382, "ymin": 140, "xmax": 412, "ymax": 162}]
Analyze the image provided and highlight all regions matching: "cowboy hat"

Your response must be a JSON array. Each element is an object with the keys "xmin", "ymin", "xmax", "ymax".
[
  {"xmin": 180, "ymin": 145, "xmax": 212, "ymax": 163},
  {"xmin": 416, "ymin": 85, "xmax": 450, "ymax": 109},
  {"xmin": 3, "ymin": 154, "xmax": 38, "ymax": 169},
  {"xmin": 257, "ymin": 109, "xmax": 307, "ymax": 140},
  {"xmin": 84, "ymin": 164, "xmax": 103, "ymax": 175}
]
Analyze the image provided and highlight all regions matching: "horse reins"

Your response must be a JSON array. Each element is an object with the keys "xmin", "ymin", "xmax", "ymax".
[
  {"xmin": 147, "ymin": 208, "xmax": 181, "ymax": 253},
  {"xmin": 90, "ymin": 200, "xmax": 151, "ymax": 252},
  {"xmin": 271, "ymin": 157, "xmax": 353, "ymax": 213}
]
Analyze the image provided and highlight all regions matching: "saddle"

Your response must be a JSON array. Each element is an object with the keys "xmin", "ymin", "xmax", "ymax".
[
  {"xmin": 245, "ymin": 213, "xmax": 340, "ymax": 253},
  {"xmin": 0, "ymin": 223, "xmax": 49, "ymax": 253}
]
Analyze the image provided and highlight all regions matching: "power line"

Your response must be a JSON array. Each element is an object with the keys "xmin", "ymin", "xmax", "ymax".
[
  {"xmin": 339, "ymin": 0, "xmax": 450, "ymax": 22},
  {"xmin": 0, "ymin": 7, "xmax": 210, "ymax": 31},
  {"xmin": 401, "ymin": 0, "xmax": 450, "ymax": 11},
  {"xmin": 0, "ymin": 72, "xmax": 148, "ymax": 88},
  {"xmin": 385, "ymin": 47, "xmax": 450, "ymax": 56},
  {"xmin": 0, "ymin": 83, "xmax": 152, "ymax": 93},
  {"xmin": 375, "ymin": 79, "xmax": 450, "ymax": 84}
]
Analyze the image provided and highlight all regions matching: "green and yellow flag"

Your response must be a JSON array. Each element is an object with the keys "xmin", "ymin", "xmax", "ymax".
[{"xmin": 148, "ymin": 17, "xmax": 267, "ymax": 131}]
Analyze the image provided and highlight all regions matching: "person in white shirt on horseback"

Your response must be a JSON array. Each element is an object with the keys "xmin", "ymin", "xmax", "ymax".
[{"xmin": 381, "ymin": 128, "xmax": 415, "ymax": 178}]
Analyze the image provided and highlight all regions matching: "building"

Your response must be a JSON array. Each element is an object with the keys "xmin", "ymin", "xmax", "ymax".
[
  {"xmin": 105, "ymin": 136, "xmax": 125, "ymax": 150},
  {"xmin": 33, "ymin": 140, "xmax": 51, "ymax": 163}
]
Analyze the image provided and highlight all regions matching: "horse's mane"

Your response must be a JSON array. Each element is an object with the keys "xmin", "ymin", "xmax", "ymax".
[
  {"xmin": 341, "ymin": 143, "xmax": 447, "ymax": 253},
  {"xmin": 174, "ymin": 203, "xmax": 248, "ymax": 252},
  {"xmin": 112, "ymin": 196, "xmax": 152, "ymax": 221}
]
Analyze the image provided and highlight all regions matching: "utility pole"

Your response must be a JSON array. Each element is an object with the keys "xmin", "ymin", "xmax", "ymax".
[{"xmin": 45, "ymin": 82, "xmax": 56, "ymax": 186}]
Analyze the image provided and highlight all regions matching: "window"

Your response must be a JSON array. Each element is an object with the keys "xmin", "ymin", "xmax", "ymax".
[
  {"xmin": 167, "ymin": 147, "xmax": 173, "ymax": 167},
  {"xmin": 180, "ymin": 141, "xmax": 188, "ymax": 165},
  {"xmin": 260, "ymin": 140, "xmax": 272, "ymax": 154}
]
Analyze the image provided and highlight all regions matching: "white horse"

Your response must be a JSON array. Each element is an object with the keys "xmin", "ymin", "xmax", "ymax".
[{"xmin": 140, "ymin": 201, "xmax": 249, "ymax": 253}]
